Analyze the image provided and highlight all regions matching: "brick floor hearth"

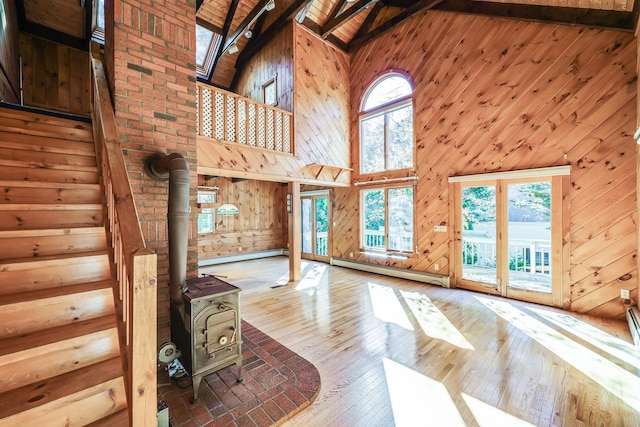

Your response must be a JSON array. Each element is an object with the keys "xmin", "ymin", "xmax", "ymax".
[{"xmin": 159, "ymin": 321, "xmax": 321, "ymax": 426}]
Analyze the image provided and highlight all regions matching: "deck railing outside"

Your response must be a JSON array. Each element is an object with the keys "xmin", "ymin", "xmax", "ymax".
[
  {"xmin": 91, "ymin": 51, "xmax": 158, "ymax": 426},
  {"xmin": 463, "ymin": 237, "xmax": 551, "ymax": 274},
  {"xmin": 363, "ymin": 230, "xmax": 413, "ymax": 252},
  {"xmin": 196, "ymin": 83, "xmax": 293, "ymax": 154}
]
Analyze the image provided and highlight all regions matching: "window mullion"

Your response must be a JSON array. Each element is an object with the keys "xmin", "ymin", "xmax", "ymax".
[
  {"xmin": 384, "ymin": 188, "xmax": 389, "ymax": 251},
  {"xmin": 383, "ymin": 112, "xmax": 388, "ymax": 171}
]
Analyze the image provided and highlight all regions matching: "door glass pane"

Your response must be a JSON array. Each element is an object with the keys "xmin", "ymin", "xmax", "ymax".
[
  {"xmin": 315, "ymin": 197, "xmax": 328, "ymax": 257},
  {"xmin": 301, "ymin": 198, "xmax": 312, "ymax": 254},
  {"xmin": 388, "ymin": 187, "xmax": 413, "ymax": 251},
  {"xmin": 363, "ymin": 189, "xmax": 385, "ymax": 249},
  {"xmin": 461, "ymin": 185, "xmax": 497, "ymax": 286},
  {"xmin": 507, "ymin": 182, "xmax": 551, "ymax": 293}
]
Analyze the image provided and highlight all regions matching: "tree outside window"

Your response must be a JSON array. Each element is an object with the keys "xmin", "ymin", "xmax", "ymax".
[
  {"xmin": 197, "ymin": 191, "xmax": 217, "ymax": 234},
  {"xmin": 360, "ymin": 73, "xmax": 414, "ymax": 174},
  {"xmin": 362, "ymin": 186, "xmax": 414, "ymax": 253}
]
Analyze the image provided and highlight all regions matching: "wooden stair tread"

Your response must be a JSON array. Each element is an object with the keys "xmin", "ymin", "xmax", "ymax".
[
  {"xmin": 0, "ymin": 179, "xmax": 100, "ymax": 190},
  {"xmin": 0, "ymin": 357, "xmax": 123, "ymax": 420},
  {"xmin": 0, "ymin": 250, "xmax": 108, "ymax": 269},
  {"xmin": 0, "ymin": 203, "xmax": 102, "ymax": 211},
  {"xmin": 0, "ymin": 315, "xmax": 117, "ymax": 357},
  {"xmin": 0, "ymin": 279, "xmax": 114, "ymax": 306},
  {"xmin": 0, "ymin": 158, "xmax": 98, "ymax": 173},
  {"xmin": 0, "ymin": 226, "xmax": 105, "ymax": 239}
]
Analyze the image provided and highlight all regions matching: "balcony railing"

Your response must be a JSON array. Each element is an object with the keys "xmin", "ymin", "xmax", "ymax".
[
  {"xmin": 363, "ymin": 230, "xmax": 413, "ymax": 252},
  {"xmin": 463, "ymin": 237, "xmax": 551, "ymax": 274},
  {"xmin": 196, "ymin": 83, "xmax": 293, "ymax": 154}
]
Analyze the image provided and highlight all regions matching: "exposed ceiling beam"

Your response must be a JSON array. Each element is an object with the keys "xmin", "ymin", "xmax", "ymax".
[
  {"xmin": 351, "ymin": 1, "xmax": 383, "ymax": 42},
  {"xmin": 236, "ymin": 0, "xmax": 312, "ymax": 65},
  {"xmin": 324, "ymin": 0, "xmax": 350, "ymax": 27},
  {"xmin": 223, "ymin": 0, "xmax": 274, "ymax": 53},
  {"xmin": 196, "ymin": 0, "xmax": 205, "ymax": 11},
  {"xmin": 299, "ymin": 17, "xmax": 349, "ymax": 52},
  {"xmin": 321, "ymin": 0, "xmax": 380, "ymax": 38},
  {"xmin": 209, "ymin": 0, "xmax": 239, "ymax": 80},
  {"xmin": 434, "ymin": 0, "xmax": 635, "ymax": 31},
  {"xmin": 349, "ymin": 0, "xmax": 444, "ymax": 51}
]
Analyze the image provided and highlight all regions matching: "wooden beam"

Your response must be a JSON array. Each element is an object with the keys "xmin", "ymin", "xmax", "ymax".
[
  {"xmin": 236, "ymin": 0, "xmax": 311, "ymax": 65},
  {"xmin": 196, "ymin": 0, "xmax": 205, "ymax": 11},
  {"xmin": 349, "ymin": 0, "xmax": 444, "ymax": 51},
  {"xmin": 223, "ymin": 0, "xmax": 273, "ymax": 52},
  {"xmin": 324, "ymin": 0, "xmax": 350, "ymax": 27},
  {"xmin": 288, "ymin": 181, "xmax": 301, "ymax": 281},
  {"xmin": 434, "ymin": 0, "xmax": 635, "ymax": 31},
  {"xmin": 351, "ymin": 1, "xmax": 383, "ymax": 42},
  {"xmin": 321, "ymin": 0, "xmax": 379, "ymax": 38},
  {"xmin": 633, "ymin": 0, "xmax": 640, "ymax": 36},
  {"xmin": 210, "ymin": 0, "xmax": 239, "ymax": 81}
]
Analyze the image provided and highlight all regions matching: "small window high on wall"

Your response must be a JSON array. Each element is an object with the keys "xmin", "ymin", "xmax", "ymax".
[{"xmin": 359, "ymin": 72, "xmax": 414, "ymax": 174}]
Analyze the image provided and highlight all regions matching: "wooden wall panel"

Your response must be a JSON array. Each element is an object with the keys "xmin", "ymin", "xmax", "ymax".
[
  {"xmin": 198, "ymin": 177, "xmax": 288, "ymax": 259},
  {"xmin": 20, "ymin": 34, "xmax": 90, "ymax": 115},
  {"xmin": 198, "ymin": 22, "xmax": 351, "ymax": 186},
  {"xmin": 235, "ymin": 22, "xmax": 294, "ymax": 112},
  {"xmin": 293, "ymin": 24, "xmax": 351, "ymax": 173},
  {"xmin": 0, "ymin": 0, "xmax": 20, "ymax": 103},
  {"xmin": 347, "ymin": 10, "xmax": 636, "ymax": 319}
]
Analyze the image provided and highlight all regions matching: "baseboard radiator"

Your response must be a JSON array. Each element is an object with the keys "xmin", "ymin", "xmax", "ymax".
[
  {"xmin": 627, "ymin": 306, "xmax": 640, "ymax": 349},
  {"xmin": 199, "ymin": 249, "xmax": 286, "ymax": 267},
  {"xmin": 331, "ymin": 258, "xmax": 450, "ymax": 288}
]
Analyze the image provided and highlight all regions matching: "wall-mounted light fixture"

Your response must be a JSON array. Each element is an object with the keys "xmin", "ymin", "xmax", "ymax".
[{"xmin": 228, "ymin": 42, "xmax": 239, "ymax": 54}]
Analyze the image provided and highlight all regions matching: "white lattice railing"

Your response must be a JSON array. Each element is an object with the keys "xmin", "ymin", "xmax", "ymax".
[{"xmin": 197, "ymin": 83, "xmax": 293, "ymax": 154}]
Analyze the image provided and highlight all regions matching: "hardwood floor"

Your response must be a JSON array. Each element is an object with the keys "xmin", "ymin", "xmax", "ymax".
[{"xmin": 201, "ymin": 257, "xmax": 640, "ymax": 427}]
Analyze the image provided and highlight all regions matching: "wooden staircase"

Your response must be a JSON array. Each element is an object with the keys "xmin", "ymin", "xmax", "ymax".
[{"xmin": 0, "ymin": 107, "xmax": 129, "ymax": 425}]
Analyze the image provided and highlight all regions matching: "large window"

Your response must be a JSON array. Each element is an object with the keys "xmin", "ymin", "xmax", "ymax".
[
  {"xmin": 196, "ymin": 19, "xmax": 222, "ymax": 79},
  {"xmin": 360, "ymin": 73, "xmax": 414, "ymax": 174},
  {"xmin": 361, "ymin": 186, "xmax": 414, "ymax": 253}
]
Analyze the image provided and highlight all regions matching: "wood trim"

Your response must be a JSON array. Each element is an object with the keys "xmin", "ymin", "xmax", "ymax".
[
  {"xmin": 289, "ymin": 181, "xmax": 302, "ymax": 280},
  {"xmin": 434, "ymin": 0, "xmax": 635, "ymax": 32},
  {"xmin": 448, "ymin": 165, "xmax": 571, "ymax": 183}
]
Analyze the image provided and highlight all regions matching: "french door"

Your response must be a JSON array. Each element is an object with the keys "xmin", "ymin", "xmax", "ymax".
[
  {"xmin": 301, "ymin": 192, "xmax": 330, "ymax": 262},
  {"xmin": 451, "ymin": 170, "xmax": 568, "ymax": 307}
]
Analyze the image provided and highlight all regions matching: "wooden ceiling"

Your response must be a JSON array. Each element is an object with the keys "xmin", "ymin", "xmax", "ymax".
[
  {"xmin": 199, "ymin": 0, "xmax": 638, "ymax": 89},
  {"xmin": 14, "ymin": 0, "xmax": 638, "ymax": 89}
]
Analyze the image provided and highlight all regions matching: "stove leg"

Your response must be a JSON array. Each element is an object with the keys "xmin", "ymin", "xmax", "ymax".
[
  {"xmin": 236, "ymin": 358, "xmax": 244, "ymax": 383},
  {"xmin": 191, "ymin": 374, "xmax": 202, "ymax": 403}
]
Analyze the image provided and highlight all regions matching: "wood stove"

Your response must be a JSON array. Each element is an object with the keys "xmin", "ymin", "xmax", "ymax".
[{"xmin": 171, "ymin": 276, "xmax": 243, "ymax": 402}]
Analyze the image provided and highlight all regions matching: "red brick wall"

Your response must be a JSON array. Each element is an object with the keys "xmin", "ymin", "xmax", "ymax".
[{"xmin": 105, "ymin": 0, "xmax": 198, "ymax": 343}]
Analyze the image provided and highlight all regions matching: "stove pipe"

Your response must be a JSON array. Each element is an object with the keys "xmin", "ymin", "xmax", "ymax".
[{"xmin": 144, "ymin": 152, "xmax": 190, "ymax": 318}]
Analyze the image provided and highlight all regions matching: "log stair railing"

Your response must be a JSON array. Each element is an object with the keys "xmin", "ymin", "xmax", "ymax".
[
  {"xmin": 91, "ymin": 51, "xmax": 158, "ymax": 426},
  {"xmin": 0, "ymin": 106, "xmax": 129, "ymax": 425}
]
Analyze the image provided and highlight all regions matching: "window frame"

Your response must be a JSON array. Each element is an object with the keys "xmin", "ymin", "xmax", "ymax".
[
  {"xmin": 360, "ymin": 184, "xmax": 415, "ymax": 255},
  {"xmin": 197, "ymin": 190, "xmax": 218, "ymax": 234},
  {"xmin": 359, "ymin": 71, "xmax": 415, "ymax": 176},
  {"xmin": 195, "ymin": 18, "xmax": 222, "ymax": 80}
]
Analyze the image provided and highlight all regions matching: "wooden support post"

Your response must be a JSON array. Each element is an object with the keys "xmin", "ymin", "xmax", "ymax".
[
  {"xmin": 129, "ymin": 249, "xmax": 157, "ymax": 427},
  {"xmin": 288, "ymin": 181, "xmax": 301, "ymax": 281}
]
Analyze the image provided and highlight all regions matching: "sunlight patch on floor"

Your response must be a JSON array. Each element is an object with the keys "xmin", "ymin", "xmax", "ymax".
[
  {"xmin": 527, "ymin": 306, "xmax": 640, "ymax": 371},
  {"xmin": 462, "ymin": 393, "xmax": 535, "ymax": 427},
  {"xmin": 477, "ymin": 296, "xmax": 640, "ymax": 411},
  {"xmin": 368, "ymin": 283, "xmax": 414, "ymax": 330},
  {"xmin": 383, "ymin": 357, "xmax": 465, "ymax": 427},
  {"xmin": 295, "ymin": 263, "xmax": 327, "ymax": 294},
  {"xmin": 401, "ymin": 290, "xmax": 474, "ymax": 350}
]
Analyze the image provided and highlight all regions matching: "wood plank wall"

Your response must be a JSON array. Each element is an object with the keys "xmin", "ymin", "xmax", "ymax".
[
  {"xmin": 235, "ymin": 23, "xmax": 294, "ymax": 112},
  {"xmin": 345, "ymin": 10, "xmax": 636, "ymax": 319},
  {"xmin": 0, "ymin": 0, "xmax": 20, "ymax": 103},
  {"xmin": 198, "ymin": 176, "xmax": 288, "ymax": 259},
  {"xmin": 20, "ymin": 33, "xmax": 91, "ymax": 116},
  {"xmin": 198, "ymin": 22, "xmax": 351, "ymax": 186}
]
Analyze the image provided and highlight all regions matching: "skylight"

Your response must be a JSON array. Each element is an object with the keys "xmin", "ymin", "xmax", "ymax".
[{"xmin": 196, "ymin": 24, "xmax": 221, "ymax": 79}]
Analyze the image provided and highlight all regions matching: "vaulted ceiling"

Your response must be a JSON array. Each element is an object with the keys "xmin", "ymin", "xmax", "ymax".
[
  {"xmin": 197, "ymin": 0, "xmax": 638, "ymax": 90},
  {"xmin": 16, "ymin": 0, "xmax": 639, "ymax": 92}
]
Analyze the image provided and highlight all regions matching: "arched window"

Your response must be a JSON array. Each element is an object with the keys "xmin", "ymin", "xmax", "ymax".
[{"xmin": 359, "ymin": 72, "xmax": 414, "ymax": 174}]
